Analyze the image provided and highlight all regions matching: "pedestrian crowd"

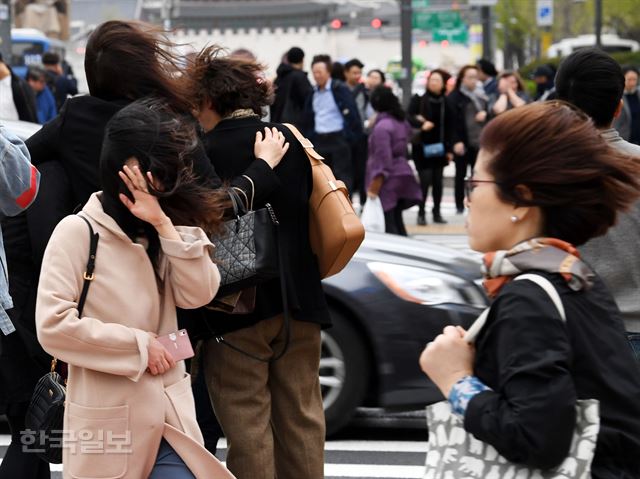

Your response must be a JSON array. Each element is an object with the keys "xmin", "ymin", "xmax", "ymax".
[{"xmin": 0, "ymin": 18, "xmax": 638, "ymax": 479}]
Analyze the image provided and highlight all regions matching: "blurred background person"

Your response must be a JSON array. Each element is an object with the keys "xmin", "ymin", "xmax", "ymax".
[
  {"xmin": 614, "ymin": 65, "xmax": 640, "ymax": 144},
  {"xmin": 271, "ymin": 46, "xmax": 312, "ymax": 127},
  {"xmin": 42, "ymin": 51, "xmax": 78, "ymax": 111},
  {"xmin": 366, "ymin": 86, "xmax": 421, "ymax": 236},
  {"xmin": 0, "ymin": 53, "xmax": 37, "ymax": 122},
  {"xmin": 489, "ymin": 70, "xmax": 529, "ymax": 117},
  {"xmin": 304, "ymin": 54, "xmax": 362, "ymax": 193},
  {"xmin": 476, "ymin": 58, "xmax": 498, "ymax": 96},
  {"xmin": 364, "ymin": 69, "xmax": 386, "ymax": 125},
  {"xmin": 331, "ymin": 60, "xmax": 346, "ymax": 82},
  {"xmin": 532, "ymin": 64, "xmax": 557, "ymax": 101},
  {"xmin": 447, "ymin": 65, "xmax": 487, "ymax": 214},
  {"xmin": 26, "ymin": 66, "xmax": 57, "ymax": 124},
  {"xmin": 408, "ymin": 68, "xmax": 452, "ymax": 225},
  {"xmin": 344, "ymin": 58, "xmax": 369, "ymax": 206}
]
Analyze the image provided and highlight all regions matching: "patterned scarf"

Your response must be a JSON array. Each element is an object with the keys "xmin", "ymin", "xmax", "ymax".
[{"xmin": 482, "ymin": 238, "xmax": 595, "ymax": 298}]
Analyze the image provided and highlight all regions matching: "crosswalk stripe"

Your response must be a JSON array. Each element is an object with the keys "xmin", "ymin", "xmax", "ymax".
[{"xmin": 1, "ymin": 435, "xmax": 428, "ymax": 478}]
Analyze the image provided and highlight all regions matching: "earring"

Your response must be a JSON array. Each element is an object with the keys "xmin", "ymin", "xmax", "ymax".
[{"xmin": 510, "ymin": 215, "xmax": 519, "ymax": 223}]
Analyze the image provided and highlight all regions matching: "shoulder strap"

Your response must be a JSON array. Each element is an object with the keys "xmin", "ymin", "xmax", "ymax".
[
  {"xmin": 282, "ymin": 123, "xmax": 325, "ymax": 162},
  {"xmin": 77, "ymin": 215, "xmax": 99, "ymax": 317},
  {"xmin": 514, "ymin": 274, "xmax": 566, "ymax": 321},
  {"xmin": 464, "ymin": 273, "xmax": 566, "ymax": 344}
]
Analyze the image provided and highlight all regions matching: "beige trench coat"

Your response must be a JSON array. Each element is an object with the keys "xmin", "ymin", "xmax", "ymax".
[{"xmin": 36, "ymin": 193, "xmax": 234, "ymax": 479}]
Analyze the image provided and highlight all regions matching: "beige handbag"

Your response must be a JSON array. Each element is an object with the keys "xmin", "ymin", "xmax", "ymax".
[{"xmin": 283, "ymin": 123, "xmax": 365, "ymax": 278}]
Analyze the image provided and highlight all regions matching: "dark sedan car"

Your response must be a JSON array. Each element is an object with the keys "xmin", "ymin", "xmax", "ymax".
[{"xmin": 320, "ymin": 232, "xmax": 487, "ymax": 435}]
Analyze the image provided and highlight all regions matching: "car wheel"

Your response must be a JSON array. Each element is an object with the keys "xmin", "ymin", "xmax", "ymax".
[{"xmin": 320, "ymin": 307, "xmax": 370, "ymax": 436}]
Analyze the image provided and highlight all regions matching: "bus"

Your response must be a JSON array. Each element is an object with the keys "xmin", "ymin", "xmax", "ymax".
[
  {"xmin": 547, "ymin": 34, "xmax": 640, "ymax": 58},
  {"xmin": 10, "ymin": 28, "xmax": 66, "ymax": 78}
]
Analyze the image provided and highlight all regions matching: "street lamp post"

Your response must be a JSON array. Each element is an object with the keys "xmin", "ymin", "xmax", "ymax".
[{"xmin": 400, "ymin": 0, "xmax": 412, "ymax": 108}]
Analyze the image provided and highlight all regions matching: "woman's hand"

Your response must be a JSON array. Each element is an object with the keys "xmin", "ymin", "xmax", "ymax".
[
  {"xmin": 421, "ymin": 120, "xmax": 435, "ymax": 131},
  {"xmin": 254, "ymin": 127, "xmax": 290, "ymax": 169},
  {"xmin": 118, "ymin": 164, "xmax": 167, "ymax": 227},
  {"xmin": 475, "ymin": 111, "xmax": 487, "ymax": 123},
  {"xmin": 453, "ymin": 142, "xmax": 465, "ymax": 156},
  {"xmin": 419, "ymin": 326, "xmax": 475, "ymax": 397},
  {"xmin": 146, "ymin": 333, "xmax": 176, "ymax": 376}
]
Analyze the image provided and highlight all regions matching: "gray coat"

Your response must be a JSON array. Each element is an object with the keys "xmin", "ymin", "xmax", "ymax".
[{"xmin": 579, "ymin": 128, "xmax": 640, "ymax": 332}]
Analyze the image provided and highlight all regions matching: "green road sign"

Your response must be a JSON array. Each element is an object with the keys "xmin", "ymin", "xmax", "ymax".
[
  {"xmin": 412, "ymin": 0, "xmax": 430, "ymax": 8},
  {"xmin": 432, "ymin": 26, "xmax": 469, "ymax": 44},
  {"xmin": 412, "ymin": 10, "xmax": 462, "ymax": 30}
]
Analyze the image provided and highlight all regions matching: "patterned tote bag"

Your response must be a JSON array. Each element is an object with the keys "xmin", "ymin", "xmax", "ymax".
[{"xmin": 424, "ymin": 274, "xmax": 601, "ymax": 479}]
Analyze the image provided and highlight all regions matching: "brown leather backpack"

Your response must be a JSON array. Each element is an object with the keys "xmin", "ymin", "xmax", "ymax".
[{"xmin": 283, "ymin": 124, "xmax": 365, "ymax": 278}]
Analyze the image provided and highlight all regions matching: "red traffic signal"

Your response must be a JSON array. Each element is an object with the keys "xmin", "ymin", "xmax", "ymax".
[
  {"xmin": 330, "ymin": 18, "xmax": 343, "ymax": 29},
  {"xmin": 371, "ymin": 18, "xmax": 383, "ymax": 29}
]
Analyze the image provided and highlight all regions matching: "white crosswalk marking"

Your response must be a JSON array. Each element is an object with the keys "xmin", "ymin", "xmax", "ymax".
[{"xmin": 1, "ymin": 435, "xmax": 428, "ymax": 479}]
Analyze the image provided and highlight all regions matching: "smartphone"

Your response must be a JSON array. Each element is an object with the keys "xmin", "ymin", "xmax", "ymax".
[{"xmin": 157, "ymin": 329, "xmax": 194, "ymax": 362}]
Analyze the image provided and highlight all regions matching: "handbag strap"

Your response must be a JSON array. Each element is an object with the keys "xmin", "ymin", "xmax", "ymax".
[
  {"xmin": 50, "ymin": 215, "xmax": 99, "ymax": 374},
  {"xmin": 282, "ymin": 123, "xmax": 325, "ymax": 164},
  {"xmin": 464, "ymin": 273, "xmax": 565, "ymax": 344}
]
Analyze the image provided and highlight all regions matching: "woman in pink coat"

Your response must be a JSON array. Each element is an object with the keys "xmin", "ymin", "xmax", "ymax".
[{"xmin": 35, "ymin": 99, "xmax": 288, "ymax": 478}]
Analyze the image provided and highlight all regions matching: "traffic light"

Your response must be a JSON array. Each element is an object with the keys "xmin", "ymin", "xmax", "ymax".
[
  {"xmin": 370, "ymin": 18, "xmax": 390, "ymax": 29},
  {"xmin": 330, "ymin": 18, "xmax": 346, "ymax": 29}
]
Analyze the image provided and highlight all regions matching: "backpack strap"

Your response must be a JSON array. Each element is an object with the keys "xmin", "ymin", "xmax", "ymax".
[{"xmin": 464, "ymin": 273, "xmax": 566, "ymax": 344}]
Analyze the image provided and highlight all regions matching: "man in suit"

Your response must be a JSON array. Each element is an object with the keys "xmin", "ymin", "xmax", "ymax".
[{"xmin": 303, "ymin": 54, "xmax": 363, "ymax": 193}]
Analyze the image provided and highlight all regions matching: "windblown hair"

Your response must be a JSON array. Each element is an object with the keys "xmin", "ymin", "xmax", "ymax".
[
  {"xmin": 85, "ymin": 20, "xmax": 191, "ymax": 112},
  {"xmin": 183, "ymin": 45, "xmax": 273, "ymax": 117},
  {"xmin": 480, "ymin": 101, "xmax": 640, "ymax": 245},
  {"xmin": 100, "ymin": 97, "xmax": 227, "ymax": 232}
]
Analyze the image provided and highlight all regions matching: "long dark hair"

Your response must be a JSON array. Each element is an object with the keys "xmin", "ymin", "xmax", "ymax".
[
  {"xmin": 370, "ymin": 86, "xmax": 405, "ymax": 121},
  {"xmin": 100, "ymin": 98, "xmax": 227, "ymax": 263},
  {"xmin": 85, "ymin": 20, "xmax": 191, "ymax": 112},
  {"xmin": 481, "ymin": 101, "xmax": 640, "ymax": 245}
]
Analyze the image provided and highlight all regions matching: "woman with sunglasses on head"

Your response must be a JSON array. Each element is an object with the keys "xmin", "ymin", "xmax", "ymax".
[{"xmin": 419, "ymin": 101, "xmax": 640, "ymax": 478}]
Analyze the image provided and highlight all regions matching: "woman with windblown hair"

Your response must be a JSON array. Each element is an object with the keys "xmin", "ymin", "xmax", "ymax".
[{"xmin": 35, "ymin": 99, "xmax": 286, "ymax": 479}]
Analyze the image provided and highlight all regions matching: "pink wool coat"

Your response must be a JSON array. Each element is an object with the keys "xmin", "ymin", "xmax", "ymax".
[{"xmin": 36, "ymin": 193, "xmax": 234, "ymax": 479}]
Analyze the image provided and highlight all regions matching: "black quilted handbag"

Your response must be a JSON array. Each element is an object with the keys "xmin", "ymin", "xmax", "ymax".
[
  {"xmin": 24, "ymin": 215, "xmax": 99, "ymax": 464},
  {"xmin": 210, "ymin": 188, "xmax": 280, "ymax": 297}
]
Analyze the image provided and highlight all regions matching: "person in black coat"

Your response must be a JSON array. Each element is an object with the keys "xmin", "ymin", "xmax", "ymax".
[
  {"xmin": 420, "ymin": 102, "xmax": 640, "ymax": 478},
  {"xmin": 408, "ymin": 69, "xmax": 453, "ymax": 225},
  {"xmin": 270, "ymin": 46, "xmax": 313, "ymax": 127},
  {"xmin": 447, "ymin": 65, "xmax": 488, "ymax": 213},
  {"xmin": 0, "ymin": 53, "xmax": 38, "ymax": 123},
  {"xmin": 183, "ymin": 46, "xmax": 330, "ymax": 479}
]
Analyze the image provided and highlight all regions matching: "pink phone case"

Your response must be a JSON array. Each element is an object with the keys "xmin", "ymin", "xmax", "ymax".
[{"xmin": 157, "ymin": 329, "xmax": 194, "ymax": 362}]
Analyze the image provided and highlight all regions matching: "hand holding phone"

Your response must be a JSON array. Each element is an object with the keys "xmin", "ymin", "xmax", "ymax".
[{"xmin": 156, "ymin": 329, "xmax": 194, "ymax": 362}]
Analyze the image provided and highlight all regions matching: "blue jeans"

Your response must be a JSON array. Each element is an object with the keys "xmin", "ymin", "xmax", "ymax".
[
  {"xmin": 627, "ymin": 333, "xmax": 640, "ymax": 362},
  {"xmin": 148, "ymin": 439, "xmax": 196, "ymax": 479}
]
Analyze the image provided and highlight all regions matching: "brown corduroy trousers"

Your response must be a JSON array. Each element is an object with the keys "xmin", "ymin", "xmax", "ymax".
[{"xmin": 203, "ymin": 316, "xmax": 325, "ymax": 479}]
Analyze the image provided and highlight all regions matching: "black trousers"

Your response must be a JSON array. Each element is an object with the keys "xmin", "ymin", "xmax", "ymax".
[
  {"xmin": 0, "ymin": 402, "xmax": 50, "ymax": 479},
  {"xmin": 384, "ymin": 204, "xmax": 408, "ymax": 236},
  {"xmin": 314, "ymin": 133, "xmax": 354, "ymax": 193},
  {"xmin": 454, "ymin": 146, "xmax": 478, "ymax": 211},
  {"xmin": 418, "ymin": 166, "xmax": 444, "ymax": 215}
]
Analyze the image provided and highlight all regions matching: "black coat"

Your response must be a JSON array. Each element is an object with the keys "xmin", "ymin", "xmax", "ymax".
[
  {"xmin": 200, "ymin": 116, "xmax": 330, "ymax": 334},
  {"xmin": 467, "ymin": 271, "xmax": 640, "ymax": 477},
  {"xmin": 446, "ymin": 89, "xmax": 486, "ymax": 147},
  {"xmin": 9, "ymin": 68, "xmax": 37, "ymax": 123},
  {"xmin": 270, "ymin": 63, "xmax": 313, "ymax": 127},
  {"xmin": 407, "ymin": 92, "xmax": 452, "ymax": 169}
]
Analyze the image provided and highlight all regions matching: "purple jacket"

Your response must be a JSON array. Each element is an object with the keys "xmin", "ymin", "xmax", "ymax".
[{"xmin": 366, "ymin": 113, "xmax": 421, "ymax": 212}]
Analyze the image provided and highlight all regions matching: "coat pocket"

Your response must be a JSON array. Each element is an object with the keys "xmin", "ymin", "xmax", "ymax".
[
  {"xmin": 66, "ymin": 402, "xmax": 129, "ymax": 479},
  {"xmin": 164, "ymin": 373, "xmax": 201, "ymax": 440}
]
